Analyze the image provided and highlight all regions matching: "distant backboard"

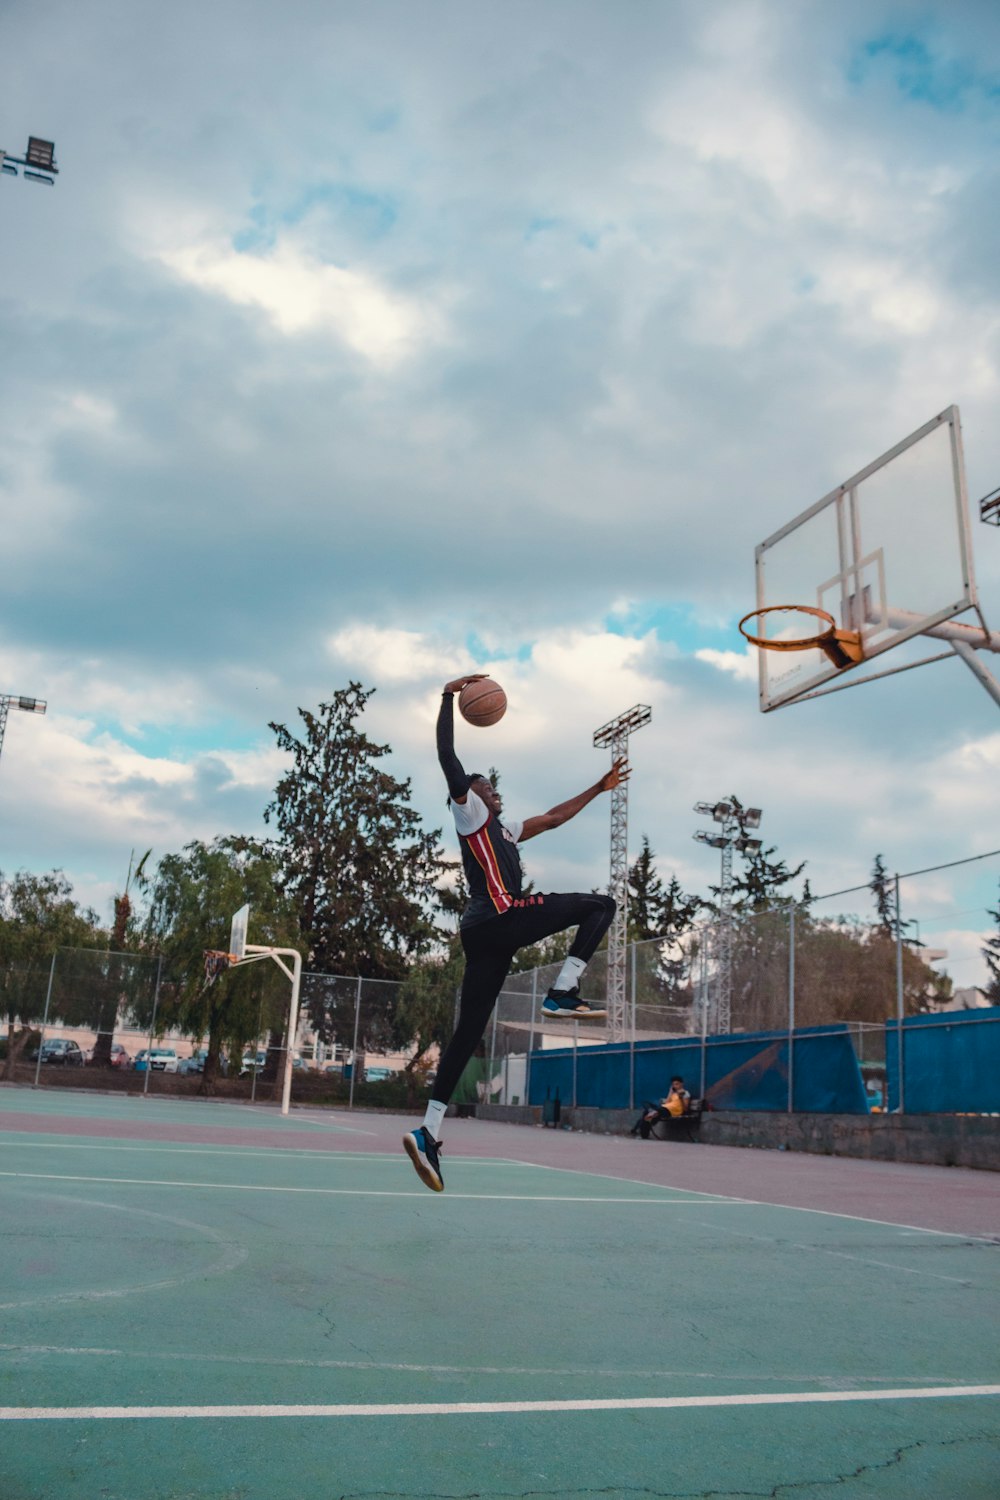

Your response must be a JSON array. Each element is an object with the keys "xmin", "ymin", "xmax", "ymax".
[
  {"xmin": 229, "ymin": 904, "xmax": 249, "ymax": 961},
  {"xmin": 754, "ymin": 406, "xmax": 976, "ymax": 711}
]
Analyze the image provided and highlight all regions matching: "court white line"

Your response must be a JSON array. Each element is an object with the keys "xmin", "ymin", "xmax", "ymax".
[
  {"xmin": 518, "ymin": 1159, "xmax": 1000, "ymax": 1241},
  {"xmin": 0, "ymin": 1344, "xmax": 972, "ymax": 1386},
  {"xmin": 4, "ymin": 1140, "xmax": 546, "ymax": 1169},
  {"xmin": 3, "ymin": 1386, "xmax": 999, "ymax": 1420},
  {"xmin": 0, "ymin": 1170, "xmax": 734, "ymax": 1203},
  {"xmin": 5, "ymin": 1142, "xmax": 512, "ymax": 1164}
]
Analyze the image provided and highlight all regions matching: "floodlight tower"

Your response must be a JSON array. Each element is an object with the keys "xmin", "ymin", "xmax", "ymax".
[
  {"xmin": 0, "ymin": 136, "xmax": 59, "ymax": 186},
  {"xmin": 593, "ymin": 704, "xmax": 650, "ymax": 1040},
  {"xmin": 0, "ymin": 695, "xmax": 47, "ymax": 763},
  {"xmin": 692, "ymin": 800, "xmax": 762, "ymax": 1033}
]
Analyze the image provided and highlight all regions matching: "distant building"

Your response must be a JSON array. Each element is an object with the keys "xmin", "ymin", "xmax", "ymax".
[{"xmin": 925, "ymin": 985, "xmax": 992, "ymax": 1014}]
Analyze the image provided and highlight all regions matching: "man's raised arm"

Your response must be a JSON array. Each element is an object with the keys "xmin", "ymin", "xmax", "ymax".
[
  {"xmin": 436, "ymin": 674, "xmax": 487, "ymax": 805},
  {"xmin": 519, "ymin": 757, "xmax": 630, "ymax": 842}
]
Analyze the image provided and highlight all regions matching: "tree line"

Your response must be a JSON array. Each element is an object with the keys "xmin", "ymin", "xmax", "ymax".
[{"xmin": 3, "ymin": 695, "xmax": 999, "ymax": 1088}]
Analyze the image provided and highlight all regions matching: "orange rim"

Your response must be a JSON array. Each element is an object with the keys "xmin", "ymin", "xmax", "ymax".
[{"xmin": 739, "ymin": 604, "xmax": 837, "ymax": 652}]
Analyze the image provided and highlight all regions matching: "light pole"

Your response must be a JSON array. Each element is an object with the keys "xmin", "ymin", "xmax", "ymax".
[
  {"xmin": 0, "ymin": 695, "xmax": 47, "ymax": 764},
  {"xmin": 0, "ymin": 136, "xmax": 59, "ymax": 186},
  {"xmin": 593, "ymin": 704, "xmax": 650, "ymax": 1041},
  {"xmin": 692, "ymin": 799, "xmax": 762, "ymax": 1034}
]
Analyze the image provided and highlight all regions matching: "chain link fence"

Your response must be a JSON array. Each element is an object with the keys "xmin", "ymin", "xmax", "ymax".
[
  {"xmin": 484, "ymin": 859, "xmax": 999, "ymax": 1112},
  {"xmin": 3, "ymin": 854, "xmax": 997, "ymax": 1112}
]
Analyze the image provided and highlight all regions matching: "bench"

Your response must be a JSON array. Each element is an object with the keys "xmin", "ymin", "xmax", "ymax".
[{"xmin": 646, "ymin": 1098, "xmax": 704, "ymax": 1143}]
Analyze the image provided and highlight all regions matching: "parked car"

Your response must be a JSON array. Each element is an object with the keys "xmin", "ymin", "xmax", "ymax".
[
  {"xmin": 134, "ymin": 1047, "xmax": 179, "ymax": 1073},
  {"xmin": 110, "ymin": 1043, "xmax": 131, "ymax": 1070},
  {"xmin": 240, "ymin": 1050, "xmax": 268, "ymax": 1076},
  {"xmin": 31, "ymin": 1038, "xmax": 85, "ymax": 1067},
  {"xmin": 179, "ymin": 1049, "xmax": 208, "ymax": 1075},
  {"xmin": 364, "ymin": 1066, "xmax": 393, "ymax": 1083}
]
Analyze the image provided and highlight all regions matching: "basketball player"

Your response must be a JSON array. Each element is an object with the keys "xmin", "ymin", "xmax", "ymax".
[{"xmin": 404, "ymin": 673, "xmax": 629, "ymax": 1192}]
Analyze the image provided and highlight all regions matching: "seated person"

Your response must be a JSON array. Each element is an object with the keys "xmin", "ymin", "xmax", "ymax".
[{"xmin": 630, "ymin": 1075, "xmax": 691, "ymax": 1138}]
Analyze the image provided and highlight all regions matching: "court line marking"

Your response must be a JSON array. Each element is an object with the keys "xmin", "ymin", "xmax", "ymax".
[
  {"xmin": 0, "ymin": 1170, "xmax": 737, "ymax": 1203},
  {"xmin": 3, "ymin": 1142, "xmax": 520, "ymax": 1165},
  {"xmin": 516, "ymin": 1158, "xmax": 1000, "ymax": 1241},
  {"xmin": 3, "ymin": 1386, "xmax": 999, "ymax": 1420},
  {"xmin": 0, "ymin": 1193, "xmax": 248, "ymax": 1310},
  {"xmin": 0, "ymin": 1344, "xmax": 973, "ymax": 1386},
  {"xmin": 694, "ymin": 1217, "xmax": 987, "ymax": 1289}
]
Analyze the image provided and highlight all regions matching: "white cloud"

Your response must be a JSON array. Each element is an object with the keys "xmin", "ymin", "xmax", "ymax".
[
  {"xmin": 695, "ymin": 648, "xmax": 757, "ymax": 682},
  {"xmin": 326, "ymin": 625, "xmax": 461, "ymax": 683},
  {"xmin": 157, "ymin": 237, "xmax": 445, "ymax": 368}
]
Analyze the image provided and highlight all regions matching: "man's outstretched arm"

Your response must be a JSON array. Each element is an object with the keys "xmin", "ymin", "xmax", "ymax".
[
  {"xmin": 436, "ymin": 674, "xmax": 487, "ymax": 805},
  {"xmin": 519, "ymin": 758, "xmax": 630, "ymax": 842}
]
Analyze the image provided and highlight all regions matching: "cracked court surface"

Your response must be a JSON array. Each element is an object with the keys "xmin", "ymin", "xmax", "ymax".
[{"xmin": 1, "ymin": 1086, "xmax": 998, "ymax": 1498}]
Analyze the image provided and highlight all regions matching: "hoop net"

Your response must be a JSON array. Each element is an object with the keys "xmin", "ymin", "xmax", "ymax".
[{"xmin": 203, "ymin": 950, "xmax": 237, "ymax": 987}]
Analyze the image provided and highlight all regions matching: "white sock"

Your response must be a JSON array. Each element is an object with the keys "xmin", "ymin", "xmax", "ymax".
[
  {"xmin": 422, "ymin": 1099, "xmax": 447, "ymax": 1140},
  {"xmin": 554, "ymin": 955, "xmax": 587, "ymax": 993}
]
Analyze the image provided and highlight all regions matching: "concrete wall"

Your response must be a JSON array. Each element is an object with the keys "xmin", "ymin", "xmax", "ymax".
[{"xmin": 472, "ymin": 1103, "xmax": 1000, "ymax": 1171}]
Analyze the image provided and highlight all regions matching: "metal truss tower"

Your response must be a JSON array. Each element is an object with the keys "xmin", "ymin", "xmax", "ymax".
[
  {"xmin": 593, "ymin": 704, "xmax": 650, "ymax": 1041},
  {"xmin": 0, "ymin": 694, "xmax": 47, "ymax": 763},
  {"xmin": 693, "ymin": 799, "xmax": 763, "ymax": 1034}
]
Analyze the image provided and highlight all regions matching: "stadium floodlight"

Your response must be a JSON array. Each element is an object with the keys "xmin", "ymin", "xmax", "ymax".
[
  {"xmin": 0, "ymin": 693, "xmax": 47, "ymax": 765},
  {"xmin": 26, "ymin": 137, "xmax": 57, "ymax": 172},
  {"xmin": 712, "ymin": 800, "xmax": 733, "ymax": 822},
  {"xmin": 742, "ymin": 808, "xmax": 762, "ymax": 828},
  {"xmin": 593, "ymin": 702, "xmax": 651, "ymax": 1040},
  {"xmin": 0, "ymin": 135, "xmax": 59, "ymax": 186},
  {"xmin": 693, "ymin": 831, "xmax": 728, "ymax": 849},
  {"xmin": 734, "ymin": 836, "xmax": 763, "ymax": 854}
]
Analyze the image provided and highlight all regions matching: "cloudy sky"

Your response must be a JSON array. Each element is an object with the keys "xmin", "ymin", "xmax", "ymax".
[{"xmin": 2, "ymin": 0, "xmax": 999, "ymax": 987}]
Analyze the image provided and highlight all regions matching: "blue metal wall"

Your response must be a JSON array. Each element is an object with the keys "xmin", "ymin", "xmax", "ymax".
[
  {"xmin": 529, "ymin": 1024, "xmax": 868, "ymax": 1114},
  {"xmin": 885, "ymin": 1007, "xmax": 1000, "ymax": 1113}
]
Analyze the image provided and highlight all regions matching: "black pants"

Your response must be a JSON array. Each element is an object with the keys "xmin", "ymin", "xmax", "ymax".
[
  {"xmin": 633, "ymin": 1104, "xmax": 666, "ymax": 1139},
  {"xmin": 432, "ymin": 892, "xmax": 615, "ymax": 1106}
]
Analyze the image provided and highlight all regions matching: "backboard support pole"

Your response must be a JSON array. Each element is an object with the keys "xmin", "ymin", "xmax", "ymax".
[
  {"xmin": 243, "ymin": 943, "xmax": 303, "ymax": 1117},
  {"xmin": 949, "ymin": 639, "xmax": 1000, "ymax": 709}
]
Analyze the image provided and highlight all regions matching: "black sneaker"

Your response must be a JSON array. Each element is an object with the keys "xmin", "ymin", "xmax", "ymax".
[
  {"xmin": 403, "ymin": 1126, "xmax": 444, "ymax": 1192},
  {"xmin": 540, "ymin": 987, "xmax": 607, "ymax": 1019}
]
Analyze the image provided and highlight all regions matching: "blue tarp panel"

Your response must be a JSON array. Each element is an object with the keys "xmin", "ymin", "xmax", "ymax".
[
  {"xmin": 885, "ymin": 1007, "xmax": 1000, "ymax": 1113},
  {"xmin": 528, "ymin": 1025, "xmax": 868, "ymax": 1113}
]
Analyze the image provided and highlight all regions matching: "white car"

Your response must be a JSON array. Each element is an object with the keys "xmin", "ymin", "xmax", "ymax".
[{"xmin": 136, "ymin": 1047, "xmax": 179, "ymax": 1073}]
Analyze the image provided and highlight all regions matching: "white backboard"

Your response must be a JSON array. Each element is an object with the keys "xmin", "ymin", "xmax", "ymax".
[
  {"xmin": 754, "ymin": 406, "xmax": 976, "ymax": 711},
  {"xmin": 229, "ymin": 904, "xmax": 249, "ymax": 961}
]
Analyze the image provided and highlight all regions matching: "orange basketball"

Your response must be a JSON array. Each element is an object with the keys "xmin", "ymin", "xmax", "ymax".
[{"xmin": 459, "ymin": 678, "xmax": 507, "ymax": 728}]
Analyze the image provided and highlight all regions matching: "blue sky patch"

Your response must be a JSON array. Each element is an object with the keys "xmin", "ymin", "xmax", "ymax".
[
  {"xmin": 849, "ymin": 32, "xmax": 999, "ymax": 113},
  {"xmin": 234, "ymin": 183, "xmax": 400, "ymax": 256},
  {"xmin": 604, "ymin": 603, "xmax": 737, "ymax": 654}
]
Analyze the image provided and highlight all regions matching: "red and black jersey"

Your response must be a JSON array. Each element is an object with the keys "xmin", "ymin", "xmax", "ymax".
[{"xmin": 458, "ymin": 809, "xmax": 524, "ymax": 927}]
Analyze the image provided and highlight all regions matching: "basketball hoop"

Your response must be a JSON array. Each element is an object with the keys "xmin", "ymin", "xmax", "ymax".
[
  {"xmin": 203, "ymin": 950, "xmax": 237, "ymax": 987},
  {"xmin": 739, "ymin": 605, "xmax": 864, "ymax": 670}
]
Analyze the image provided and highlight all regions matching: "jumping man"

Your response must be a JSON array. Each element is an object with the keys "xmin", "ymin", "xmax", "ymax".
[{"xmin": 403, "ymin": 673, "xmax": 629, "ymax": 1192}]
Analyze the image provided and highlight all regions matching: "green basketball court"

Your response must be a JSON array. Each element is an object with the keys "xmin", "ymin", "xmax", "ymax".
[{"xmin": 1, "ymin": 1088, "xmax": 997, "ymax": 1498}]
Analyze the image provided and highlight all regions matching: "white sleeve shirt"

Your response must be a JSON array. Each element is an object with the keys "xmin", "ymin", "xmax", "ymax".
[{"xmin": 452, "ymin": 788, "xmax": 523, "ymax": 846}]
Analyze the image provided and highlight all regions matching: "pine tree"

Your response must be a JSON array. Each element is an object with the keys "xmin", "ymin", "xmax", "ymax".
[
  {"xmin": 628, "ymin": 836, "xmax": 667, "ymax": 941},
  {"xmin": 728, "ymin": 844, "xmax": 806, "ymax": 913},
  {"xmin": 870, "ymin": 854, "xmax": 897, "ymax": 938},
  {"xmin": 265, "ymin": 683, "xmax": 447, "ymax": 984}
]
